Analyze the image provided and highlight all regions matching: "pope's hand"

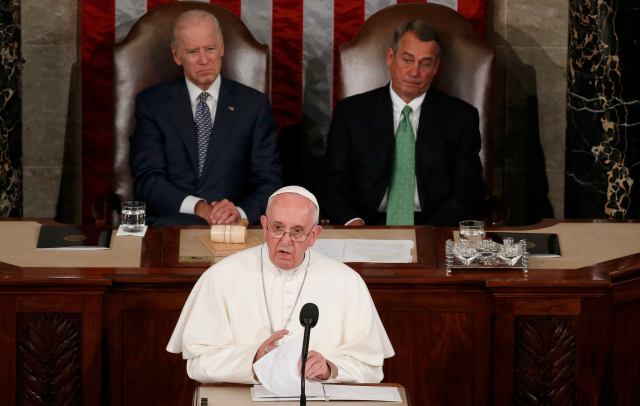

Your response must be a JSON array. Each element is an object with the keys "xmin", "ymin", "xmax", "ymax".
[
  {"xmin": 298, "ymin": 350, "xmax": 331, "ymax": 380},
  {"xmin": 254, "ymin": 329, "xmax": 289, "ymax": 362}
]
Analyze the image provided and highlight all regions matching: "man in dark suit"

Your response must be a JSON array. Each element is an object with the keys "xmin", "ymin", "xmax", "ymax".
[
  {"xmin": 319, "ymin": 20, "xmax": 487, "ymax": 227},
  {"xmin": 130, "ymin": 9, "xmax": 282, "ymax": 226}
]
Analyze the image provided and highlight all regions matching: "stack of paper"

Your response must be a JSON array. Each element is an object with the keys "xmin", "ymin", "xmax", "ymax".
[
  {"xmin": 251, "ymin": 334, "xmax": 401, "ymax": 402},
  {"xmin": 252, "ymin": 335, "xmax": 324, "ymax": 398},
  {"xmin": 250, "ymin": 384, "xmax": 402, "ymax": 402},
  {"xmin": 313, "ymin": 239, "xmax": 414, "ymax": 263}
]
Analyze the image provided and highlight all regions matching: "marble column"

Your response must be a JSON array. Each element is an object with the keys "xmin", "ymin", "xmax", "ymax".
[
  {"xmin": 565, "ymin": 0, "xmax": 640, "ymax": 219},
  {"xmin": 0, "ymin": 0, "xmax": 22, "ymax": 217}
]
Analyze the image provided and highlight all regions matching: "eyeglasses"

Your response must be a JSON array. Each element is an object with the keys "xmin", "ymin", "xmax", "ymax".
[{"xmin": 266, "ymin": 223, "xmax": 314, "ymax": 242}]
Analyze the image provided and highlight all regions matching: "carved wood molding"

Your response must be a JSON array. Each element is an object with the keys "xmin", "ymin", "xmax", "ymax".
[
  {"xmin": 17, "ymin": 314, "xmax": 81, "ymax": 405},
  {"xmin": 514, "ymin": 316, "xmax": 577, "ymax": 405}
]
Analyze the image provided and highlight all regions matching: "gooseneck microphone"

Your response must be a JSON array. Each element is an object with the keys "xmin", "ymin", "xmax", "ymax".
[{"xmin": 299, "ymin": 303, "xmax": 319, "ymax": 406}]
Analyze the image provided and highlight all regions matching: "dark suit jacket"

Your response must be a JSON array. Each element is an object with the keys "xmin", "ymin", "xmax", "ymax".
[
  {"xmin": 319, "ymin": 85, "xmax": 488, "ymax": 227},
  {"xmin": 130, "ymin": 76, "xmax": 282, "ymax": 225}
]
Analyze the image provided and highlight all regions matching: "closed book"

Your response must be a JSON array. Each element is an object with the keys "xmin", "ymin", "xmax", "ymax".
[
  {"xmin": 486, "ymin": 232, "xmax": 561, "ymax": 257},
  {"xmin": 37, "ymin": 225, "xmax": 112, "ymax": 250}
]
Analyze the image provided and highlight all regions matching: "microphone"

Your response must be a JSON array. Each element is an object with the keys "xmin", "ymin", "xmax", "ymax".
[{"xmin": 299, "ymin": 303, "xmax": 319, "ymax": 406}]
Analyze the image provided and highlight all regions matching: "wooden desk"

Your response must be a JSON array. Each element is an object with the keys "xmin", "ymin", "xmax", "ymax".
[{"xmin": 1, "ymin": 222, "xmax": 639, "ymax": 405}]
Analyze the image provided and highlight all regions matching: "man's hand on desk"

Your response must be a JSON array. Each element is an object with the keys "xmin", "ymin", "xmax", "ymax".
[
  {"xmin": 210, "ymin": 199, "xmax": 243, "ymax": 225},
  {"xmin": 346, "ymin": 219, "xmax": 365, "ymax": 226},
  {"xmin": 195, "ymin": 199, "xmax": 244, "ymax": 225}
]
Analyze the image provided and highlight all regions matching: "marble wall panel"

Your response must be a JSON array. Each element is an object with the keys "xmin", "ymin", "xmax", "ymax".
[
  {"xmin": 514, "ymin": 47, "xmax": 567, "ymax": 217},
  {"xmin": 21, "ymin": 45, "xmax": 76, "ymax": 155},
  {"xmin": 21, "ymin": 0, "xmax": 77, "ymax": 45},
  {"xmin": 489, "ymin": 0, "xmax": 568, "ymax": 224},
  {"xmin": 22, "ymin": 107, "xmax": 67, "ymax": 166},
  {"xmin": 23, "ymin": 167, "xmax": 63, "ymax": 218},
  {"xmin": 21, "ymin": 0, "xmax": 79, "ymax": 218},
  {"xmin": 21, "ymin": 45, "xmax": 76, "ymax": 113},
  {"xmin": 0, "ymin": 0, "xmax": 22, "ymax": 217},
  {"xmin": 503, "ymin": 46, "xmax": 555, "ymax": 223},
  {"xmin": 565, "ymin": 0, "xmax": 640, "ymax": 219},
  {"xmin": 506, "ymin": 0, "xmax": 568, "ymax": 47},
  {"xmin": 486, "ymin": 0, "xmax": 507, "ymax": 44}
]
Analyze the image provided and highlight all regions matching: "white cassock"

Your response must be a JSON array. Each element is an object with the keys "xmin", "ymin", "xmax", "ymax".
[{"xmin": 166, "ymin": 244, "xmax": 395, "ymax": 384}]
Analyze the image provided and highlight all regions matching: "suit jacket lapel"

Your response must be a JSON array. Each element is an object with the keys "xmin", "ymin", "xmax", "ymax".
[
  {"xmin": 200, "ymin": 77, "xmax": 236, "ymax": 182},
  {"xmin": 416, "ymin": 87, "xmax": 444, "ymax": 203},
  {"xmin": 372, "ymin": 86, "xmax": 396, "ymax": 201},
  {"xmin": 166, "ymin": 78, "xmax": 199, "ymax": 176},
  {"xmin": 375, "ymin": 87, "xmax": 396, "ymax": 151}
]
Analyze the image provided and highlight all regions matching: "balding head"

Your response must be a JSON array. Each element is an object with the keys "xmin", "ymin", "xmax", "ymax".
[{"xmin": 171, "ymin": 10, "xmax": 223, "ymax": 51}]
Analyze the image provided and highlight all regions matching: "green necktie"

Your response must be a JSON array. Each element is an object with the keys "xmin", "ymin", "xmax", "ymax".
[{"xmin": 386, "ymin": 105, "xmax": 415, "ymax": 225}]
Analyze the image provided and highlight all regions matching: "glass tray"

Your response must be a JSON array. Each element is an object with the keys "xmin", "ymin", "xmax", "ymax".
[{"xmin": 445, "ymin": 237, "xmax": 529, "ymax": 274}]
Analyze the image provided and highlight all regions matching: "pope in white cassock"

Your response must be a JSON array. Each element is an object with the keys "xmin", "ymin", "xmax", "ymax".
[{"xmin": 166, "ymin": 185, "xmax": 395, "ymax": 383}]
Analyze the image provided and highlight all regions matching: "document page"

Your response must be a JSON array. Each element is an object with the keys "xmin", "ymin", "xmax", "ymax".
[
  {"xmin": 313, "ymin": 239, "xmax": 413, "ymax": 263},
  {"xmin": 323, "ymin": 384, "xmax": 402, "ymax": 401},
  {"xmin": 311, "ymin": 239, "xmax": 346, "ymax": 262},
  {"xmin": 252, "ymin": 335, "xmax": 324, "ymax": 398},
  {"xmin": 344, "ymin": 239, "xmax": 413, "ymax": 262}
]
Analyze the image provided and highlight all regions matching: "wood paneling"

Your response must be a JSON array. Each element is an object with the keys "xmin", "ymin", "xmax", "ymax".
[
  {"xmin": 105, "ymin": 291, "xmax": 196, "ymax": 406},
  {"xmin": 614, "ymin": 294, "xmax": 640, "ymax": 405},
  {"xmin": 1, "ymin": 224, "xmax": 640, "ymax": 404},
  {"xmin": 17, "ymin": 314, "xmax": 82, "ymax": 406},
  {"xmin": 514, "ymin": 316, "xmax": 577, "ymax": 405},
  {"xmin": 374, "ymin": 289, "xmax": 491, "ymax": 405},
  {"xmin": 0, "ymin": 292, "xmax": 103, "ymax": 405}
]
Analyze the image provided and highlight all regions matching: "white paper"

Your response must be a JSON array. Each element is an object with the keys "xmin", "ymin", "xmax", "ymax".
[
  {"xmin": 252, "ymin": 335, "xmax": 324, "ymax": 397},
  {"xmin": 311, "ymin": 239, "xmax": 346, "ymax": 261},
  {"xmin": 250, "ymin": 385, "xmax": 325, "ymax": 401},
  {"xmin": 323, "ymin": 384, "xmax": 402, "ymax": 401},
  {"xmin": 344, "ymin": 239, "xmax": 413, "ymax": 263},
  {"xmin": 250, "ymin": 384, "xmax": 402, "ymax": 402},
  {"xmin": 116, "ymin": 224, "xmax": 148, "ymax": 237},
  {"xmin": 313, "ymin": 239, "xmax": 413, "ymax": 263}
]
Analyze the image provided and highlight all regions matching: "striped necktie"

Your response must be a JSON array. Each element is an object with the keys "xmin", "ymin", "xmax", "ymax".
[
  {"xmin": 386, "ymin": 105, "xmax": 415, "ymax": 225},
  {"xmin": 195, "ymin": 92, "xmax": 213, "ymax": 176}
]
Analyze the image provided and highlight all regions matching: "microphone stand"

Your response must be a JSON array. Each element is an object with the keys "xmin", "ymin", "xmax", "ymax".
[
  {"xmin": 299, "ymin": 302, "xmax": 318, "ymax": 406},
  {"xmin": 300, "ymin": 319, "xmax": 312, "ymax": 406}
]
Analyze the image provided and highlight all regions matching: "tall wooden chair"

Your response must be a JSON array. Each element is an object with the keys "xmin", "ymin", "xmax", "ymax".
[
  {"xmin": 336, "ymin": 3, "xmax": 500, "ymax": 221},
  {"xmin": 96, "ymin": 1, "xmax": 269, "ymax": 224}
]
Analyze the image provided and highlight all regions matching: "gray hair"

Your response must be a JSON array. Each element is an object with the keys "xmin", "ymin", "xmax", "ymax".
[
  {"xmin": 171, "ymin": 10, "xmax": 223, "ymax": 50},
  {"xmin": 391, "ymin": 20, "xmax": 442, "ymax": 57}
]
